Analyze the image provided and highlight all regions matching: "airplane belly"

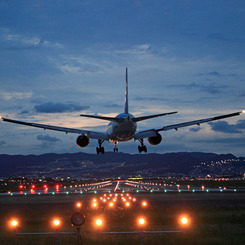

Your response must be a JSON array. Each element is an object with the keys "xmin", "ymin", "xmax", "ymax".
[{"xmin": 107, "ymin": 120, "xmax": 136, "ymax": 142}]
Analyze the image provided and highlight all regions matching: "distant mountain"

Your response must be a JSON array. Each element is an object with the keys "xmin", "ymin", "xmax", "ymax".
[{"xmin": 0, "ymin": 152, "xmax": 244, "ymax": 178}]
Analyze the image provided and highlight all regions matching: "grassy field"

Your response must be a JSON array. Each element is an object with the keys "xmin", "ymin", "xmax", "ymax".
[{"xmin": 0, "ymin": 192, "xmax": 245, "ymax": 244}]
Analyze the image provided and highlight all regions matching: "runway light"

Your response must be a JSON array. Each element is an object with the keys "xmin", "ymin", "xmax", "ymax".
[
  {"xmin": 138, "ymin": 217, "xmax": 146, "ymax": 226},
  {"xmin": 31, "ymin": 184, "xmax": 35, "ymax": 189},
  {"xmin": 179, "ymin": 215, "xmax": 190, "ymax": 227},
  {"xmin": 109, "ymin": 202, "xmax": 114, "ymax": 207},
  {"xmin": 9, "ymin": 219, "xmax": 19, "ymax": 229},
  {"xmin": 52, "ymin": 218, "xmax": 61, "ymax": 227},
  {"xmin": 76, "ymin": 202, "xmax": 82, "ymax": 208},
  {"xmin": 142, "ymin": 201, "xmax": 147, "ymax": 207},
  {"xmin": 125, "ymin": 202, "xmax": 130, "ymax": 207},
  {"xmin": 19, "ymin": 185, "xmax": 23, "ymax": 189},
  {"xmin": 92, "ymin": 202, "xmax": 97, "ymax": 208},
  {"xmin": 95, "ymin": 218, "xmax": 103, "ymax": 227}
]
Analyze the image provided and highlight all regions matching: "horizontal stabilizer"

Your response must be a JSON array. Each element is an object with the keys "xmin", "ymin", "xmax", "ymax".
[
  {"xmin": 80, "ymin": 114, "xmax": 122, "ymax": 122},
  {"xmin": 133, "ymin": 111, "xmax": 177, "ymax": 122}
]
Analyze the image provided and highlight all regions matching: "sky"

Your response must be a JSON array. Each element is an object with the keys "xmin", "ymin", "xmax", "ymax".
[{"xmin": 0, "ymin": 0, "xmax": 245, "ymax": 156}]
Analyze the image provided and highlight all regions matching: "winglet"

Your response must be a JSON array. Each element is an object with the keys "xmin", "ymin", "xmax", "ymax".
[{"xmin": 124, "ymin": 68, "xmax": 129, "ymax": 114}]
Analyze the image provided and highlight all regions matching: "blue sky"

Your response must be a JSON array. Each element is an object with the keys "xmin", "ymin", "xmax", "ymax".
[{"xmin": 0, "ymin": 0, "xmax": 245, "ymax": 156}]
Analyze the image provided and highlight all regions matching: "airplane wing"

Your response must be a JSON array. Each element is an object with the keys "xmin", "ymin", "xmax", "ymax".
[
  {"xmin": 134, "ymin": 111, "xmax": 243, "ymax": 139},
  {"xmin": 132, "ymin": 111, "xmax": 178, "ymax": 122},
  {"xmin": 1, "ymin": 117, "xmax": 109, "ymax": 141}
]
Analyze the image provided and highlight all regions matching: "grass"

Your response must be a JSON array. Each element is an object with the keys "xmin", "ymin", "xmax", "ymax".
[{"xmin": 0, "ymin": 192, "xmax": 245, "ymax": 244}]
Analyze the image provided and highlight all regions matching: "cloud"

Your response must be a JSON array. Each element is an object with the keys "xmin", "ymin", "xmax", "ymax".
[
  {"xmin": 37, "ymin": 135, "xmax": 61, "ymax": 143},
  {"xmin": 198, "ymin": 71, "xmax": 236, "ymax": 77},
  {"xmin": 207, "ymin": 33, "xmax": 242, "ymax": 43},
  {"xmin": 115, "ymin": 44, "xmax": 151, "ymax": 54},
  {"xmin": 0, "ymin": 141, "xmax": 7, "ymax": 146},
  {"xmin": 0, "ymin": 28, "xmax": 63, "ymax": 51},
  {"xmin": 169, "ymin": 82, "xmax": 227, "ymax": 94},
  {"xmin": 0, "ymin": 91, "xmax": 32, "ymax": 101},
  {"xmin": 189, "ymin": 127, "xmax": 201, "ymax": 132},
  {"xmin": 34, "ymin": 102, "xmax": 89, "ymax": 113},
  {"xmin": 209, "ymin": 120, "xmax": 245, "ymax": 134}
]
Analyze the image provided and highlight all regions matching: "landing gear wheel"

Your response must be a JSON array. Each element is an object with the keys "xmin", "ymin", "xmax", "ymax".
[
  {"xmin": 96, "ymin": 140, "xmax": 105, "ymax": 154},
  {"xmin": 138, "ymin": 146, "xmax": 142, "ymax": 153},
  {"xmin": 138, "ymin": 139, "xmax": 147, "ymax": 153},
  {"xmin": 113, "ymin": 142, "xmax": 119, "ymax": 153}
]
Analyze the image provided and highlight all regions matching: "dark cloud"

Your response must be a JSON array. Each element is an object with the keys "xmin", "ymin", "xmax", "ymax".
[
  {"xmin": 169, "ymin": 82, "xmax": 227, "ymax": 94},
  {"xmin": 35, "ymin": 102, "xmax": 89, "ymax": 113},
  {"xmin": 189, "ymin": 127, "xmax": 201, "ymax": 132},
  {"xmin": 37, "ymin": 135, "xmax": 61, "ymax": 143},
  {"xmin": 209, "ymin": 120, "xmax": 245, "ymax": 134},
  {"xmin": 207, "ymin": 33, "xmax": 242, "ymax": 43},
  {"xmin": 0, "ymin": 141, "xmax": 7, "ymax": 146},
  {"xmin": 194, "ymin": 137, "xmax": 245, "ymax": 148},
  {"xmin": 198, "ymin": 71, "xmax": 236, "ymax": 77}
]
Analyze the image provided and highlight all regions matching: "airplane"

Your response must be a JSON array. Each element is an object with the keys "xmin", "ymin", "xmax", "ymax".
[{"xmin": 1, "ymin": 68, "xmax": 244, "ymax": 154}]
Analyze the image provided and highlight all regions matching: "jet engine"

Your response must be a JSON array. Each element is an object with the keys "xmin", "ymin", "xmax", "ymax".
[
  {"xmin": 76, "ymin": 135, "xmax": 90, "ymax": 148},
  {"xmin": 148, "ymin": 133, "xmax": 162, "ymax": 145}
]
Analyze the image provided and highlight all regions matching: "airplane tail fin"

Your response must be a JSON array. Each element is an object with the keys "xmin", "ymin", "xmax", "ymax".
[{"xmin": 124, "ymin": 68, "xmax": 129, "ymax": 114}]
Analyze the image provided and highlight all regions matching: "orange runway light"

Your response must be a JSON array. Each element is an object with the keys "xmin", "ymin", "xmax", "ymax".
[
  {"xmin": 142, "ymin": 201, "xmax": 147, "ymax": 207},
  {"xmin": 125, "ymin": 202, "xmax": 130, "ymax": 207},
  {"xmin": 9, "ymin": 219, "xmax": 19, "ymax": 229},
  {"xmin": 76, "ymin": 202, "xmax": 82, "ymax": 208},
  {"xmin": 52, "ymin": 218, "xmax": 61, "ymax": 228},
  {"xmin": 92, "ymin": 202, "xmax": 97, "ymax": 208},
  {"xmin": 95, "ymin": 218, "xmax": 103, "ymax": 227},
  {"xmin": 138, "ymin": 217, "xmax": 146, "ymax": 226},
  {"xmin": 179, "ymin": 215, "xmax": 190, "ymax": 227}
]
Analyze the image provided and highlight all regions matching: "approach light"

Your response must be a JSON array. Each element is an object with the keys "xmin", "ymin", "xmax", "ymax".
[
  {"xmin": 179, "ymin": 215, "xmax": 190, "ymax": 227},
  {"xmin": 52, "ymin": 218, "xmax": 61, "ymax": 228},
  {"xmin": 92, "ymin": 202, "xmax": 97, "ymax": 208},
  {"xmin": 125, "ymin": 202, "xmax": 130, "ymax": 207},
  {"xmin": 9, "ymin": 219, "xmax": 19, "ymax": 229},
  {"xmin": 138, "ymin": 217, "xmax": 146, "ymax": 226},
  {"xmin": 95, "ymin": 218, "xmax": 103, "ymax": 227},
  {"xmin": 76, "ymin": 202, "xmax": 82, "ymax": 208},
  {"xmin": 109, "ymin": 202, "xmax": 114, "ymax": 207}
]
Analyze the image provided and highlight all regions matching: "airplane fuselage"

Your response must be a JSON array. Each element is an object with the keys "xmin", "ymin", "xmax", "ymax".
[{"xmin": 106, "ymin": 113, "xmax": 136, "ymax": 142}]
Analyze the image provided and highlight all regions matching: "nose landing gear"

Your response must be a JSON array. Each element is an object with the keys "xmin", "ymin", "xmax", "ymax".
[
  {"xmin": 96, "ymin": 140, "xmax": 105, "ymax": 154},
  {"xmin": 113, "ymin": 142, "xmax": 119, "ymax": 152},
  {"xmin": 138, "ymin": 139, "xmax": 147, "ymax": 153}
]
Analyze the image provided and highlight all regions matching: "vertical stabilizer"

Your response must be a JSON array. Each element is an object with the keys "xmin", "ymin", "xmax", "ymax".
[{"xmin": 124, "ymin": 68, "xmax": 129, "ymax": 114}]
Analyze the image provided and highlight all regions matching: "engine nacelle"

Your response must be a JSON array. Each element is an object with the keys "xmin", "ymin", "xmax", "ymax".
[
  {"xmin": 148, "ymin": 133, "xmax": 162, "ymax": 145},
  {"xmin": 76, "ymin": 135, "xmax": 90, "ymax": 148}
]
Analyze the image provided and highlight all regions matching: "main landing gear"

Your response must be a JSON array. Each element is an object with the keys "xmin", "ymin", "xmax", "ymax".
[
  {"xmin": 138, "ymin": 139, "xmax": 147, "ymax": 153},
  {"xmin": 113, "ymin": 142, "xmax": 119, "ymax": 152},
  {"xmin": 96, "ymin": 140, "xmax": 105, "ymax": 154}
]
